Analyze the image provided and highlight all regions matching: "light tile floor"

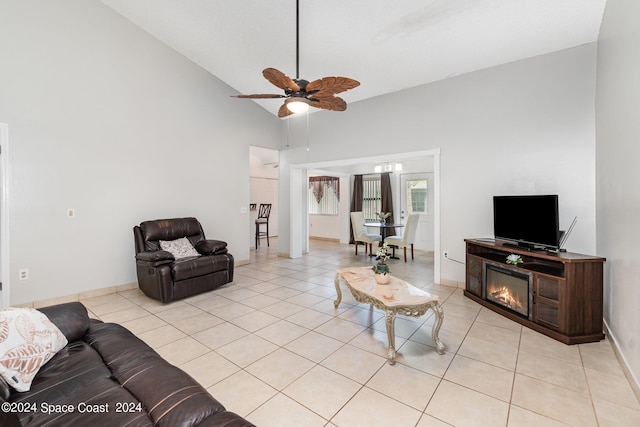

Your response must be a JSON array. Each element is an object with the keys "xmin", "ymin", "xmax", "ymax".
[{"xmin": 79, "ymin": 239, "xmax": 640, "ymax": 427}]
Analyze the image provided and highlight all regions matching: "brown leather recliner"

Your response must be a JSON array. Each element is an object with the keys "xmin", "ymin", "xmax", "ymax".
[{"xmin": 133, "ymin": 217, "xmax": 234, "ymax": 303}]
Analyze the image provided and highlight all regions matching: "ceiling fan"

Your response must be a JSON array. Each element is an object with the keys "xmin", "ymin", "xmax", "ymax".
[{"xmin": 232, "ymin": 0, "xmax": 360, "ymax": 118}]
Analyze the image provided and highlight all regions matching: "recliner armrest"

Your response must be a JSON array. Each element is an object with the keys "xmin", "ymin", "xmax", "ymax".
[
  {"xmin": 136, "ymin": 250, "xmax": 175, "ymax": 266},
  {"xmin": 195, "ymin": 239, "xmax": 228, "ymax": 255}
]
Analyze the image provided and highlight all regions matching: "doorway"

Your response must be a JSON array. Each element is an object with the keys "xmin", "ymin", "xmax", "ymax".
[
  {"xmin": 399, "ymin": 172, "xmax": 434, "ymax": 251},
  {"xmin": 249, "ymin": 146, "xmax": 279, "ymax": 251},
  {"xmin": 0, "ymin": 123, "xmax": 9, "ymax": 308}
]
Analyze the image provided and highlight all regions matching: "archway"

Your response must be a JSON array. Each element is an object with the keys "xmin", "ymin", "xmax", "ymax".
[{"xmin": 288, "ymin": 149, "xmax": 441, "ymax": 284}]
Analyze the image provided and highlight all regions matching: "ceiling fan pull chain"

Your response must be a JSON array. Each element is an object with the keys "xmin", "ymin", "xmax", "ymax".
[
  {"xmin": 306, "ymin": 109, "xmax": 310, "ymax": 154},
  {"xmin": 296, "ymin": 0, "xmax": 300, "ymax": 80},
  {"xmin": 285, "ymin": 117, "xmax": 290, "ymax": 148}
]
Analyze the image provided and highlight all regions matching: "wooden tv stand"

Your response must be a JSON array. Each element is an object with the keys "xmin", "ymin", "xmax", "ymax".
[{"xmin": 464, "ymin": 239, "xmax": 605, "ymax": 344}]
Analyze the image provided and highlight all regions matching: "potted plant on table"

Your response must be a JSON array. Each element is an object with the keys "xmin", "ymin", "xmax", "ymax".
[
  {"xmin": 372, "ymin": 242, "xmax": 392, "ymax": 284},
  {"xmin": 377, "ymin": 212, "xmax": 391, "ymax": 224}
]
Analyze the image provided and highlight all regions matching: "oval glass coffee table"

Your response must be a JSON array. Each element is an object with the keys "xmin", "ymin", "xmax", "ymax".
[{"xmin": 334, "ymin": 267, "xmax": 445, "ymax": 365}]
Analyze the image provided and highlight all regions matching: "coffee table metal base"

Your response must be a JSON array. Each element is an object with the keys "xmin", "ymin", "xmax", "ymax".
[{"xmin": 334, "ymin": 270, "xmax": 445, "ymax": 365}]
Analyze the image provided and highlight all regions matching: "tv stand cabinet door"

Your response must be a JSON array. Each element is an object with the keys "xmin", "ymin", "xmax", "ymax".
[
  {"xmin": 466, "ymin": 254, "xmax": 483, "ymax": 297},
  {"xmin": 533, "ymin": 274, "xmax": 564, "ymax": 331}
]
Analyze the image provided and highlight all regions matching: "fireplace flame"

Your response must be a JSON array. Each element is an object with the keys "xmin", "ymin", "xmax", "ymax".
[{"xmin": 490, "ymin": 287, "xmax": 524, "ymax": 313}]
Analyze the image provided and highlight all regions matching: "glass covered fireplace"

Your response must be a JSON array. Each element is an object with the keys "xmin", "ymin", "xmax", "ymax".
[{"xmin": 483, "ymin": 261, "xmax": 533, "ymax": 319}]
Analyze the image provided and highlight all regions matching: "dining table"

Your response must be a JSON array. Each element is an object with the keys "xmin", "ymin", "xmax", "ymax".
[{"xmin": 364, "ymin": 222, "xmax": 405, "ymax": 259}]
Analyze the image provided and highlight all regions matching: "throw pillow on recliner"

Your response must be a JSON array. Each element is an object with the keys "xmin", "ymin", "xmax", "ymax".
[
  {"xmin": 159, "ymin": 237, "xmax": 200, "ymax": 259},
  {"xmin": 195, "ymin": 239, "xmax": 228, "ymax": 255}
]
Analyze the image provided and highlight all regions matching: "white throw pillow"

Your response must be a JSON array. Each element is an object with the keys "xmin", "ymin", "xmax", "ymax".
[
  {"xmin": 159, "ymin": 237, "xmax": 200, "ymax": 259},
  {"xmin": 0, "ymin": 308, "xmax": 68, "ymax": 392}
]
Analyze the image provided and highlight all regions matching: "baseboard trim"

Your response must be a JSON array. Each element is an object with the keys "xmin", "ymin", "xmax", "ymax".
[
  {"xmin": 15, "ymin": 282, "xmax": 139, "ymax": 309},
  {"xmin": 309, "ymin": 236, "xmax": 340, "ymax": 242},
  {"xmin": 603, "ymin": 318, "xmax": 640, "ymax": 402},
  {"xmin": 440, "ymin": 277, "xmax": 465, "ymax": 288}
]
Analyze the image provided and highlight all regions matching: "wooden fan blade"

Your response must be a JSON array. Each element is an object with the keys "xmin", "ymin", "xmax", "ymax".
[
  {"xmin": 277, "ymin": 103, "xmax": 295, "ymax": 118},
  {"xmin": 263, "ymin": 68, "xmax": 300, "ymax": 92},
  {"xmin": 232, "ymin": 94, "xmax": 286, "ymax": 99},
  {"xmin": 310, "ymin": 95, "xmax": 347, "ymax": 112},
  {"xmin": 306, "ymin": 76, "xmax": 360, "ymax": 95}
]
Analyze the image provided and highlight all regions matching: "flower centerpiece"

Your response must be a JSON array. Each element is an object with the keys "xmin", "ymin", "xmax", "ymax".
[
  {"xmin": 506, "ymin": 254, "xmax": 523, "ymax": 265},
  {"xmin": 372, "ymin": 242, "xmax": 391, "ymax": 284},
  {"xmin": 376, "ymin": 212, "xmax": 391, "ymax": 224}
]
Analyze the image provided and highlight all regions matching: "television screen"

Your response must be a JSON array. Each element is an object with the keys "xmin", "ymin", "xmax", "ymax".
[{"xmin": 493, "ymin": 195, "xmax": 560, "ymax": 249}]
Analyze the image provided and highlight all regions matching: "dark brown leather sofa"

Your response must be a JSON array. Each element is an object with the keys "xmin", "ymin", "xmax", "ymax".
[
  {"xmin": 1, "ymin": 302, "xmax": 253, "ymax": 427},
  {"xmin": 134, "ymin": 218, "xmax": 234, "ymax": 303}
]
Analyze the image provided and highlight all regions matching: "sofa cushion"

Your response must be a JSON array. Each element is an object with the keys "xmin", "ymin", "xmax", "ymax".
[
  {"xmin": 86, "ymin": 322, "xmax": 230, "ymax": 427},
  {"xmin": 0, "ymin": 308, "xmax": 68, "ymax": 392},
  {"xmin": 160, "ymin": 237, "xmax": 200, "ymax": 259},
  {"xmin": 171, "ymin": 254, "xmax": 230, "ymax": 281},
  {"xmin": 11, "ymin": 339, "xmax": 156, "ymax": 426},
  {"xmin": 22, "ymin": 340, "xmax": 113, "ymax": 397}
]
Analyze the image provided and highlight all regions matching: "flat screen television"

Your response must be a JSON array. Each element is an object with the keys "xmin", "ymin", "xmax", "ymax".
[{"xmin": 493, "ymin": 195, "xmax": 560, "ymax": 250}]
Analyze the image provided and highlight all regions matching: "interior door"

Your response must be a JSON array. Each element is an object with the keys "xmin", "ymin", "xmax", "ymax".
[
  {"xmin": 0, "ymin": 123, "xmax": 8, "ymax": 308},
  {"xmin": 399, "ymin": 172, "xmax": 434, "ymax": 251}
]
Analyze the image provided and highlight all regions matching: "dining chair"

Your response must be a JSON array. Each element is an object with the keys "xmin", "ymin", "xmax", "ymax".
[
  {"xmin": 350, "ymin": 211, "xmax": 382, "ymax": 256},
  {"xmin": 385, "ymin": 213, "xmax": 419, "ymax": 262},
  {"xmin": 255, "ymin": 203, "xmax": 272, "ymax": 248}
]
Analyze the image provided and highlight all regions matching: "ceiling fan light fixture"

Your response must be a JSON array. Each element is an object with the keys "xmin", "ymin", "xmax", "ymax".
[
  {"xmin": 232, "ymin": 0, "xmax": 359, "ymax": 117},
  {"xmin": 285, "ymin": 97, "xmax": 310, "ymax": 114}
]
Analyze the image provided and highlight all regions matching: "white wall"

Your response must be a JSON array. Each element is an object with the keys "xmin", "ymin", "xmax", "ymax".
[
  {"xmin": 596, "ymin": 0, "xmax": 640, "ymax": 392},
  {"xmin": 0, "ymin": 0, "xmax": 281, "ymax": 305},
  {"xmin": 309, "ymin": 215, "xmax": 339, "ymax": 240},
  {"xmin": 280, "ymin": 43, "xmax": 598, "ymax": 284}
]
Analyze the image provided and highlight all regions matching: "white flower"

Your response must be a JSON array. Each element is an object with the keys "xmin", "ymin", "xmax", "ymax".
[
  {"xmin": 506, "ymin": 254, "xmax": 523, "ymax": 265},
  {"xmin": 376, "ymin": 242, "xmax": 391, "ymax": 261}
]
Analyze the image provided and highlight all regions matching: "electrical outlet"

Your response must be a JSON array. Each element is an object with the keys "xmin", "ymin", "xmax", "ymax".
[
  {"xmin": 19, "ymin": 269, "xmax": 29, "ymax": 280},
  {"xmin": 443, "ymin": 251, "xmax": 449, "ymax": 259}
]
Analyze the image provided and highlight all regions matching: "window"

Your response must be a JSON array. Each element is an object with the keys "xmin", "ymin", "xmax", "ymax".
[
  {"xmin": 308, "ymin": 176, "xmax": 339, "ymax": 215},
  {"xmin": 406, "ymin": 179, "xmax": 427, "ymax": 214},
  {"xmin": 362, "ymin": 176, "xmax": 381, "ymax": 221}
]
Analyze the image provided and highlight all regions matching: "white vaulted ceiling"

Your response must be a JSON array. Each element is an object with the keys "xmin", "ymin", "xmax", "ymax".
[{"xmin": 100, "ymin": 0, "xmax": 606, "ymax": 117}]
